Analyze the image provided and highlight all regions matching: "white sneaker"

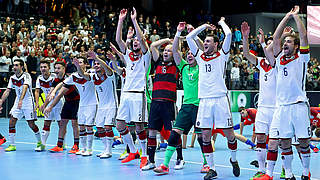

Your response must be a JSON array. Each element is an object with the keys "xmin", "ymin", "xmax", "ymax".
[
  {"xmin": 96, "ymin": 151, "xmax": 104, "ymax": 157},
  {"xmin": 118, "ymin": 152, "xmax": 129, "ymax": 160},
  {"xmin": 100, "ymin": 152, "xmax": 112, "ymax": 159},
  {"xmin": 141, "ymin": 162, "xmax": 156, "ymax": 171},
  {"xmin": 76, "ymin": 149, "xmax": 86, "ymax": 155},
  {"xmin": 174, "ymin": 159, "xmax": 185, "ymax": 170},
  {"xmin": 82, "ymin": 150, "xmax": 93, "ymax": 156}
]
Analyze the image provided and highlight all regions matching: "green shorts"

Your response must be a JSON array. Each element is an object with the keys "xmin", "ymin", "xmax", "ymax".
[{"xmin": 173, "ymin": 104, "xmax": 201, "ymax": 135}]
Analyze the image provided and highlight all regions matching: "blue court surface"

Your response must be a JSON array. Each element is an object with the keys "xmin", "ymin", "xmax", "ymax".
[{"xmin": 0, "ymin": 113, "xmax": 319, "ymax": 180}]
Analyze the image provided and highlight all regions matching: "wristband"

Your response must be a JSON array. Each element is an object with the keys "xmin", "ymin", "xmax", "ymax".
[{"xmin": 261, "ymin": 42, "xmax": 266, "ymax": 48}]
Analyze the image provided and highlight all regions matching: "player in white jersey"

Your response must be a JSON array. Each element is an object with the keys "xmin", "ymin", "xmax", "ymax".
[
  {"xmin": 0, "ymin": 59, "xmax": 43, "ymax": 152},
  {"xmin": 34, "ymin": 60, "xmax": 63, "ymax": 151},
  {"xmin": 115, "ymin": 7, "xmax": 151, "ymax": 168},
  {"xmin": 241, "ymin": 22, "xmax": 279, "ymax": 179},
  {"xmin": 269, "ymin": 6, "xmax": 311, "ymax": 180},
  {"xmin": 186, "ymin": 17, "xmax": 240, "ymax": 180},
  {"xmin": 68, "ymin": 57, "xmax": 98, "ymax": 156},
  {"xmin": 77, "ymin": 51, "xmax": 118, "ymax": 159}
]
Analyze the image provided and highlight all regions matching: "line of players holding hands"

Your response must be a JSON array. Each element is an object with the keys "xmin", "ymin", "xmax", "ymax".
[{"xmin": 0, "ymin": 5, "xmax": 319, "ymax": 180}]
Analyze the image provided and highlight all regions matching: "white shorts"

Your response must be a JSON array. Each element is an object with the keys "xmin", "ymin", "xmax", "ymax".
[
  {"xmin": 196, "ymin": 96, "xmax": 232, "ymax": 129},
  {"xmin": 95, "ymin": 107, "xmax": 117, "ymax": 127},
  {"xmin": 45, "ymin": 106, "xmax": 62, "ymax": 121},
  {"xmin": 292, "ymin": 134, "xmax": 299, "ymax": 145},
  {"xmin": 273, "ymin": 102, "xmax": 311, "ymax": 139},
  {"xmin": 116, "ymin": 92, "xmax": 147, "ymax": 123},
  {"xmin": 10, "ymin": 107, "xmax": 37, "ymax": 121},
  {"xmin": 255, "ymin": 106, "xmax": 276, "ymax": 134},
  {"xmin": 78, "ymin": 105, "xmax": 97, "ymax": 126}
]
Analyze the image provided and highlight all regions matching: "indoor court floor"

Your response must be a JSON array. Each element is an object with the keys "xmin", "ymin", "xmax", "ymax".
[{"xmin": 0, "ymin": 113, "xmax": 319, "ymax": 180}]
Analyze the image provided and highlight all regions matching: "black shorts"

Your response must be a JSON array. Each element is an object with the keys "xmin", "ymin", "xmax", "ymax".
[
  {"xmin": 173, "ymin": 104, "xmax": 201, "ymax": 135},
  {"xmin": 148, "ymin": 100, "xmax": 175, "ymax": 131},
  {"xmin": 61, "ymin": 100, "xmax": 79, "ymax": 120}
]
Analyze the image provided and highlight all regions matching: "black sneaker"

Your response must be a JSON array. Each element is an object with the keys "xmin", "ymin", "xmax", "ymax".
[
  {"xmin": 204, "ymin": 169, "xmax": 218, "ymax": 180},
  {"xmin": 230, "ymin": 158, "xmax": 240, "ymax": 177},
  {"xmin": 285, "ymin": 176, "xmax": 296, "ymax": 180},
  {"xmin": 301, "ymin": 175, "xmax": 310, "ymax": 180},
  {"xmin": 250, "ymin": 160, "xmax": 259, "ymax": 168}
]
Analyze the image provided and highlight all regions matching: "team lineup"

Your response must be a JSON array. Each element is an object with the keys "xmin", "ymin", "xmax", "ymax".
[{"xmin": 0, "ymin": 5, "xmax": 319, "ymax": 180}]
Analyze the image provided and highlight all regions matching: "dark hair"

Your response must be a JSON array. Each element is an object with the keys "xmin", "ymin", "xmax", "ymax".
[
  {"xmin": 283, "ymin": 34, "xmax": 300, "ymax": 51},
  {"xmin": 315, "ymin": 128, "xmax": 320, "ymax": 138},
  {"xmin": 78, "ymin": 56, "xmax": 89, "ymax": 65},
  {"xmin": 54, "ymin": 61, "xmax": 66, "ymax": 67},
  {"xmin": 206, "ymin": 34, "xmax": 219, "ymax": 43},
  {"xmin": 14, "ymin": 59, "xmax": 25, "ymax": 67},
  {"xmin": 238, "ymin": 106, "xmax": 246, "ymax": 112},
  {"xmin": 40, "ymin": 60, "xmax": 50, "ymax": 67}
]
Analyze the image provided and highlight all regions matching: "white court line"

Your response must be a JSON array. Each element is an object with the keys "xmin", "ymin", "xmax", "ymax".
[{"xmin": 13, "ymin": 141, "xmax": 319, "ymax": 180}]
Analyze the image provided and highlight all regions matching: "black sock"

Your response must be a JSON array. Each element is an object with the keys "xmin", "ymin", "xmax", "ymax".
[
  {"xmin": 0, "ymin": 133, "xmax": 4, "ymax": 139},
  {"xmin": 176, "ymin": 144, "xmax": 183, "ymax": 160},
  {"xmin": 147, "ymin": 146, "xmax": 156, "ymax": 163},
  {"xmin": 126, "ymin": 145, "xmax": 130, "ymax": 153}
]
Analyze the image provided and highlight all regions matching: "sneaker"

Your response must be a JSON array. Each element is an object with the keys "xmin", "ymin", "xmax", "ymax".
[
  {"xmin": 159, "ymin": 143, "xmax": 167, "ymax": 151},
  {"xmin": 49, "ymin": 146, "xmax": 63, "ymax": 153},
  {"xmin": 82, "ymin": 150, "xmax": 93, "ymax": 156},
  {"xmin": 253, "ymin": 174, "xmax": 273, "ymax": 180},
  {"xmin": 201, "ymin": 164, "xmax": 210, "ymax": 173},
  {"xmin": 100, "ymin": 152, "xmax": 112, "ymax": 159},
  {"xmin": 62, "ymin": 144, "xmax": 66, "ymax": 150},
  {"xmin": 141, "ymin": 162, "xmax": 155, "ymax": 171},
  {"xmin": 230, "ymin": 158, "xmax": 240, "ymax": 177},
  {"xmin": 203, "ymin": 169, "xmax": 218, "ymax": 180},
  {"xmin": 35, "ymin": 141, "xmax": 45, "ymax": 152},
  {"xmin": 280, "ymin": 168, "xmax": 286, "ymax": 179},
  {"xmin": 68, "ymin": 145, "xmax": 79, "ymax": 154},
  {"xmin": 174, "ymin": 159, "xmax": 185, "ymax": 170},
  {"xmin": 96, "ymin": 151, "xmax": 104, "ymax": 157},
  {"xmin": 153, "ymin": 164, "xmax": 169, "ymax": 174},
  {"xmin": 285, "ymin": 176, "xmax": 296, "ymax": 180},
  {"xmin": 76, "ymin": 149, "xmax": 86, "ymax": 155},
  {"xmin": 250, "ymin": 172, "xmax": 265, "ymax": 180},
  {"xmin": 0, "ymin": 137, "xmax": 6, "ymax": 145},
  {"xmin": 301, "ymin": 175, "xmax": 310, "ymax": 180},
  {"xmin": 250, "ymin": 160, "xmax": 259, "ymax": 168},
  {"xmin": 312, "ymin": 147, "xmax": 319, "ymax": 153},
  {"xmin": 139, "ymin": 149, "xmax": 142, "ymax": 158},
  {"xmin": 118, "ymin": 149, "xmax": 128, "ymax": 160},
  {"xmin": 112, "ymin": 139, "xmax": 121, "ymax": 148},
  {"xmin": 5, "ymin": 145, "xmax": 16, "ymax": 152},
  {"xmin": 140, "ymin": 156, "xmax": 148, "ymax": 169},
  {"xmin": 121, "ymin": 151, "xmax": 140, "ymax": 163}
]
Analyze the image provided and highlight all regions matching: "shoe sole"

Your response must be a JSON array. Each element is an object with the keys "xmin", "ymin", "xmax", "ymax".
[{"xmin": 100, "ymin": 155, "xmax": 112, "ymax": 159}]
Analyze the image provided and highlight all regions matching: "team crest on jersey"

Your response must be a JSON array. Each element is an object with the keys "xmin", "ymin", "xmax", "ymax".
[
  {"xmin": 280, "ymin": 53, "xmax": 299, "ymax": 65},
  {"xmin": 260, "ymin": 59, "xmax": 272, "ymax": 72},
  {"xmin": 200, "ymin": 52, "xmax": 221, "ymax": 62},
  {"xmin": 12, "ymin": 78, "xmax": 24, "ymax": 87},
  {"xmin": 93, "ymin": 73, "xmax": 107, "ymax": 85},
  {"xmin": 73, "ymin": 75, "xmax": 87, "ymax": 84},
  {"xmin": 39, "ymin": 79, "xmax": 52, "ymax": 88},
  {"xmin": 129, "ymin": 52, "xmax": 141, "ymax": 62}
]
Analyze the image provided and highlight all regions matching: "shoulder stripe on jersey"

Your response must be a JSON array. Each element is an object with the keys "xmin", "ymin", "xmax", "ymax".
[
  {"xmin": 274, "ymin": 51, "xmax": 281, "ymax": 58},
  {"xmin": 194, "ymin": 48, "xmax": 199, "ymax": 57},
  {"xmin": 302, "ymin": 62, "xmax": 306, "ymax": 91},
  {"xmin": 222, "ymin": 48, "xmax": 230, "ymax": 55}
]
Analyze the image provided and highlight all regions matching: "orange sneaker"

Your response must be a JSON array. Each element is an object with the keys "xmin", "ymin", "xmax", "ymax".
[
  {"xmin": 140, "ymin": 156, "xmax": 148, "ymax": 169},
  {"xmin": 121, "ymin": 150, "xmax": 140, "ymax": 163},
  {"xmin": 49, "ymin": 146, "xmax": 63, "ymax": 153},
  {"xmin": 201, "ymin": 164, "xmax": 210, "ymax": 173},
  {"xmin": 0, "ymin": 137, "xmax": 6, "ymax": 146},
  {"xmin": 68, "ymin": 145, "xmax": 79, "ymax": 154},
  {"xmin": 253, "ymin": 174, "xmax": 273, "ymax": 180}
]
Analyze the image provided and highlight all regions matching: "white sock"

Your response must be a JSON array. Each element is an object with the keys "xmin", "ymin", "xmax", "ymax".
[
  {"xmin": 282, "ymin": 154, "xmax": 293, "ymax": 178},
  {"xmin": 87, "ymin": 134, "xmax": 93, "ymax": 150},
  {"xmin": 204, "ymin": 153, "xmax": 215, "ymax": 170},
  {"xmin": 257, "ymin": 148, "xmax": 267, "ymax": 172},
  {"xmin": 138, "ymin": 138, "xmax": 147, "ymax": 157},
  {"xmin": 41, "ymin": 130, "xmax": 50, "ymax": 145},
  {"xmin": 105, "ymin": 137, "xmax": 113, "ymax": 154},
  {"xmin": 266, "ymin": 160, "xmax": 276, "ymax": 177},
  {"xmin": 34, "ymin": 131, "xmax": 41, "ymax": 142},
  {"xmin": 122, "ymin": 133, "xmax": 136, "ymax": 153},
  {"xmin": 301, "ymin": 153, "xmax": 311, "ymax": 176},
  {"xmin": 80, "ymin": 136, "xmax": 87, "ymax": 151},
  {"xmin": 230, "ymin": 149, "xmax": 237, "ymax": 162},
  {"xmin": 9, "ymin": 133, "xmax": 16, "ymax": 145}
]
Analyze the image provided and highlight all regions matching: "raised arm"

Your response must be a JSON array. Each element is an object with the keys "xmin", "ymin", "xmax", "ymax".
[
  {"xmin": 106, "ymin": 51, "xmax": 123, "ymax": 76},
  {"xmin": 116, "ymin": 9, "xmax": 128, "ymax": 53},
  {"xmin": 257, "ymin": 28, "xmax": 276, "ymax": 66},
  {"xmin": 131, "ymin": 7, "xmax": 148, "ymax": 53},
  {"xmin": 150, "ymin": 38, "xmax": 171, "ymax": 62},
  {"xmin": 172, "ymin": 22, "xmax": 186, "ymax": 65},
  {"xmin": 88, "ymin": 51, "xmax": 113, "ymax": 76},
  {"xmin": 187, "ymin": 24, "xmax": 204, "ymax": 51},
  {"xmin": 292, "ymin": 6, "xmax": 308, "ymax": 47},
  {"xmin": 186, "ymin": 23, "xmax": 214, "ymax": 55},
  {"xmin": 241, "ymin": 21, "xmax": 257, "ymax": 65},
  {"xmin": 110, "ymin": 42, "xmax": 126, "ymax": 66},
  {"xmin": 218, "ymin": 17, "xmax": 232, "ymax": 54},
  {"xmin": 273, "ymin": 8, "xmax": 294, "ymax": 57},
  {"xmin": 73, "ymin": 58, "xmax": 90, "ymax": 80}
]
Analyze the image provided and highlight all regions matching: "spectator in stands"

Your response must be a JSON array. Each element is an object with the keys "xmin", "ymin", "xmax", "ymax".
[
  {"xmin": 150, "ymin": 29, "xmax": 160, "ymax": 43},
  {"xmin": 0, "ymin": 51, "xmax": 11, "ymax": 87},
  {"xmin": 231, "ymin": 62, "xmax": 240, "ymax": 89},
  {"xmin": 26, "ymin": 50, "xmax": 38, "ymax": 86},
  {"xmin": 234, "ymin": 27, "xmax": 242, "ymax": 49}
]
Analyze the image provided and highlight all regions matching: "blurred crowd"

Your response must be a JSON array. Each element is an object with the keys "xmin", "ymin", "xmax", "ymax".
[{"xmin": 0, "ymin": 0, "xmax": 319, "ymax": 90}]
